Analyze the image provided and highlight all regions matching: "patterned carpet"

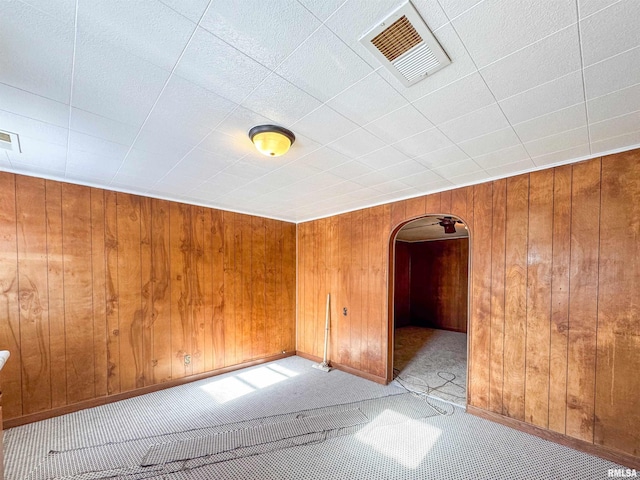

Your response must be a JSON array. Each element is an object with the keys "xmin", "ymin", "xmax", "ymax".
[
  {"xmin": 4, "ymin": 355, "xmax": 624, "ymax": 480},
  {"xmin": 394, "ymin": 326, "xmax": 467, "ymax": 406}
]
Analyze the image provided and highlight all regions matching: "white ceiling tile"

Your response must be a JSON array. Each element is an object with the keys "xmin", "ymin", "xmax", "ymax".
[
  {"xmin": 0, "ymin": 1, "xmax": 74, "ymax": 103},
  {"xmin": 472, "ymin": 144, "xmax": 531, "ymax": 170},
  {"xmin": 590, "ymin": 110, "xmax": 640, "ymax": 142},
  {"xmin": 587, "ymin": 82, "xmax": 640, "ymax": 123},
  {"xmin": 275, "ymin": 133, "xmax": 323, "ymax": 162},
  {"xmin": 275, "ymin": 26, "xmax": 373, "ymax": 102},
  {"xmin": 296, "ymin": 0, "xmax": 345, "ymax": 21},
  {"xmin": 524, "ymin": 126, "xmax": 590, "ymax": 158},
  {"xmin": 358, "ymin": 146, "xmax": 410, "ymax": 170},
  {"xmin": 325, "ymin": 0, "xmax": 449, "ymax": 68},
  {"xmin": 393, "ymin": 128, "xmax": 454, "ymax": 158},
  {"xmin": 499, "ymin": 71, "xmax": 585, "ymax": 125},
  {"xmin": 327, "ymin": 160, "xmax": 375, "ymax": 180},
  {"xmin": 292, "ymin": 105, "xmax": 358, "ymax": 145},
  {"xmin": 144, "ymin": 75, "xmax": 237, "ymax": 144},
  {"xmin": 223, "ymin": 159, "xmax": 273, "ymax": 181},
  {"xmin": 197, "ymin": 130, "xmax": 253, "ymax": 162},
  {"xmin": 1, "ymin": 152, "xmax": 12, "ymax": 168},
  {"xmin": 485, "ymin": 158, "xmax": 536, "ymax": 178},
  {"xmin": 296, "ymin": 147, "xmax": 350, "ymax": 171},
  {"xmin": 353, "ymin": 169, "xmax": 396, "ymax": 187},
  {"xmin": 7, "ymin": 135, "xmax": 67, "ymax": 171},
  {"xmin": 72, "ymin": 33, "xmax": 170, "ymax": 125},
  {"xmin": 78, "ymin": 0, "xmax": 196, "ymax": 71},
  {"xmin": 173, "ymin": 148, "xmax": 236, "ymax": 178},
  {"xmin": 0, "ymin": 83, "xmax": 69, "ymax": 127},
  {"xmin": 241, "ymin": 74, "xmax": 322, "ymax": 126},
  {"xmin": 377, "ymin": 24, "xmax": 477, "ymax": 101},
  {"xmin": 448, "ymin": 170, "xmax": 489, "ymax": 185},
  {"xmin": 132, "ymin": 121, "xmax": 199, "ymax": 162},
  {"xmin": 158, "ymin": 0, "xmax": 210, "ymax": 23},
  {"xmin": 512, "ymin": 104, "xmax": 587, "ymax": 143},
  {"xmin": 328, "ymin": 128, "xmax": 386, "ymax": 158},
  {"xmin": 373, "ymin": 179, "xmax": 412, "ymax": 194},
  {"xmin": 584, "ymin": 46, "xmax": 640, "ymax": 99},
  {"xmin": 8, "ymin": 158, "xmax": 66, "ymax": 177},
  {"xmin": 430, "ymin": 158, "xmax": 483, "ymax": 178},
  {"xmin": 118, "ymin": 149, "xmax": 177, "ymax": 178},
  {"xmin": 457, "ymin": 127, "xmax": 521, "ymax": 157},
  {"xmin": 214, "ymin": 106, "xmax": 271, "ymax": 140},
  {"xmin": 364, "ymin": 104, "xmax": 433, "ymax": 144},
  {"xmin": 175, "ymin": 27, "xmax": 271, "ymax": 105},
  {"xmin": 580, "ymin": 0, "xmax": 640, "ymax": 66},
  {"xmin": 578, "ymin": 0, "xmax": 619, "ymax": 18},
  {"xmin": 532, "ymin": 143, "xmax": 590, "ymax": 166},
  {"xmin": 401, "ymin": 170, "xmax": 450, "ymax": 189},
  {"xmin": 0, "ymin": 110, "xmax": 68, "ymax": 146},
  {"xmin": 68, "ymin": 131, "xmax": 129, "ymax": 159},
  {"xmin": 452, "ymin": 0, "xmax": 576, "ymax": 68},
  {"xmin": 413, "ymin": 73, "xmax": 495, "ymax": 125},
  {"xmin": 66, "ymin": 149, "xmax": 123, "ymax": 182},
  {"xmin": 414, "ymin": 145, "xmax": 468, "ymax": 169},
  {"xmin": 17, "ymin": 0, "xmax": 76, "ymax": 23},
  {"xmin": 437, "ymin": 0, "xmax": 484, "ymax": 19},
  {"xmin": 70, "ymin": 108, "xmax": 140, "ymax": 145},
  {"xmin": 439, "ymin": 103, "xmax": 509, "ymax": 143},
  {"xmin": 376, "ymin": 159, "xmax": 428, "ymax": 180},
  {"xmin": 111, "ymin": 172, "xmax": 159, "ymax": 190},
  {"xmin": 200, "ymin": 0, "xmax": 321, "ymax": 70},
  {"xmin": 591, "ymin": 130, "xmax": 640, "ymax": 154},
  {"xmin": 328, "ymin": 73, "xmax": 408, "ymax": 126},
  {"xmin": 480, "ymin": 25, "xmax": 582, "ymax": 101}
]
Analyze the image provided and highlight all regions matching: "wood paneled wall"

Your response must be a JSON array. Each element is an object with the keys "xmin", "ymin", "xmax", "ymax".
[
  {"xmin": 0, "ymin": 172, "xmax": 296, "ymax": 422},
  {"xmin": 392, "ymin": 242, "xmax": 411, "ymax": 328},
  {"xmin": 406, "ymin": 239, "xmax": 468, "ymax": 332},
  {"xmin": 297, "ymin": 150, "xmax": 640, "ymax": 462}
]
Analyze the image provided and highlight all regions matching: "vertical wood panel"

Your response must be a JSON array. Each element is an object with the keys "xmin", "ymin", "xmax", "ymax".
[
  {"xmin": 251, "ymin": 216, "xmax": 266, "ymax": 359},
  {"xmin": 202, "ymin": 210, "xmax": 214, "ymax": 372},
  {"xmin": 63, "ymin": 184, "xmax": 95, "ymax": 403},
  {"xmin": 390, "ymin": 201, "xmax": 406, "ymax": 231},
  {"xmin": 90, "ymin": 189, "xmax": 107, "ymax": 397},
  {"xmin": 327, "ymin": 216, "xmax": 340, "ymax": 365},
  {"xmin": 524, "ymin": 170, "xmax": 554, "ymax": 427},
  {"xmin": 503, "ymin": 175, "xmax": 529, "ymax": 420},
  {"xmin": 104, "ymin": 190, "xmax": 119, "ymax": 395},
  {"xmin": 489, "ymin": 179, "xmax": 506, "ymax": 414},
  {"xmin": 350, "ymin": 211, "xmax": 364, "ymax": 370},
  {"xmin": 337, "ymin": 214, "xmax": 352, "ymax": 365},
  {"xmin": 45, "ymin": 180, "xmax": 66, "ymax": 408},
  {"xmin": 191, "ymin": 206, "xmax": 205, "ymax": 374},
  {"xmin": 405, "ymin": 196, "xmax": 425, "ymax": 220},
  {"xmin": 440, "ymin": 190, "xmax": 452, "ymax": 214},
  {"xmin": 150, "ymin": 199, "xmax": 171, "ymax": 384},
  {"xmin": 470, "ymin": 182, "xmax": 492, "ymax": 409},
  {"xmin": 116, "ymin": 193, "xmax": 142, "ymax": 392},
  {"xmin": 595, "ymin": 151, "xmax": 640, "ymax": 456},
  {"xmin": 170, "ymin": 203, "xmax": 191, "ymax": 378},
  {"xmin": 211, "ymin": 209, "xmax": 225, "ymax": 369},
  {"xmin": 16, "ymin": 176, "xmax": 51, "ymax": 414},
  {"xmin": 369, "ymin": 205, "xmax": 388, "ymax": 378},
  {"xmin": 566, "ymin": 159, "xmax": 601, "ymax": 442},
  {"xmin": 240, "ymin": 215, "xmax": 252, "ymax": 362},
  {"xmin": 0, "ymin": 173, "xmax": 22, "ymax": 418},
  {"xmin": 265, "ymin": 219, "xmax": 277, "ymax": 356},
  {"xmin": 139, "ymin": 197, "xmax": 153, "ymax": 387},
  {"xmin": 315, "ymin": 219, "xmax": 327, "ymax": 359},
  {"xmin": 425, "ymin": 192, "xmax": 441, "ymax": 214},
  {"xmin": 548, "ymin": 165, "xmax": 572, "ymax": 434},
  {"xmin": 223, "ymin": 212, "xmax": 236, "ymax": 366},
  {"xmin": 282, "ymin": 223, "xmax": 296, "ymax": 352}
]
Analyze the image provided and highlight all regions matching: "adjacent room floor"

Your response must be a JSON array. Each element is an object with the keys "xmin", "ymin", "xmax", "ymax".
[
  {"xmin": 5, "ymin": 356, "xmax": 621, "ymax": 480},
  {"xmin": 394, "ymin": 326, "xmax": 467, "ymax": 407}
]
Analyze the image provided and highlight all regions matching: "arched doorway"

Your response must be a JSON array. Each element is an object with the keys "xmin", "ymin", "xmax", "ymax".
[{"xmin": 388, "ymin": 214, "xmax": 470, "ymax": 407}]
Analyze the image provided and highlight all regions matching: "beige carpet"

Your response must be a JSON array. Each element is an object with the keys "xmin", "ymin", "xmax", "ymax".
[{"xmin": 393, "ymin": 326, "xmax": 467, "ymax": 406}]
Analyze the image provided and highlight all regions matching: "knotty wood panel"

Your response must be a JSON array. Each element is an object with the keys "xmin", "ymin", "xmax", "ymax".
[
  {"xmin": 296, "ymin": 150, "xmax": 640, "ymax": 462},
  {"xmin": 566, "ymin": 160, "xmax": 601, "ymax": 443},
  {"xmin": 524, "ymin": 170, "xmax": 553, "ymax": 428},
  {"xmin": 0, "ymin": 173, "xmax": 295, "ymax": 424},
  {"xmin": 595, "ymin": 150, "xmax": 640, "ymax": 455}
]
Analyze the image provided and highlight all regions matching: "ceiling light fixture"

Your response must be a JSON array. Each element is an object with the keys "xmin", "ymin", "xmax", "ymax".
[{"xmin": 248, "ymin": 125, "xmax": 295, "ymax": 157}]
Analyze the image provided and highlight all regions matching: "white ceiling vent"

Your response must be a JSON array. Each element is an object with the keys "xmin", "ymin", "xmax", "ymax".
[
  {"xmin": 360, "ymin": 1, "xmax": 451, "ymax": 87},
  {"xmin": 0, "ymin": 130, "xmax": 21, "ymax": 153}
]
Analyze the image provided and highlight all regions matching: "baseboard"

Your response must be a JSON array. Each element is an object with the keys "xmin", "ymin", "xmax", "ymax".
[
  {"xmin": 295, "ymin": 351, "xmax": 387, "ymax": 385},
  {"xmin": 467, "ymin": 405, "xmax": 639, "ymax": 470},
  {"xmin": 3, "ymin": 352, "xmax": 295, "ymax": 429}
]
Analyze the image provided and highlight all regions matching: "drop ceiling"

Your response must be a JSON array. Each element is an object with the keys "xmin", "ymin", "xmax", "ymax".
[{"xmin": 1, "ymin": 0, "xmax": 639, "ymax": 223}]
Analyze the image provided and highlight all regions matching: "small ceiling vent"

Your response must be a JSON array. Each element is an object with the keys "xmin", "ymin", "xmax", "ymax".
[
  {"xmin": 0, "ymin": 130, "xmax": 21, "ymax": 153},
  {"xmin": 360, "ymin": 1, "xmax": 451, "ymax": 87}
]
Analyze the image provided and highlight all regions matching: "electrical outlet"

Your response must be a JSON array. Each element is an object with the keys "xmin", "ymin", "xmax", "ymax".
[{"xmin": 184, "ymin": 354, "xmax": 191, "ymax": 365}]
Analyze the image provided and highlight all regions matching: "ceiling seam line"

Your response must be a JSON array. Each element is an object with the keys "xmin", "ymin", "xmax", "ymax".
[{"xmin": 63, "ymin": 0, "xmax": 79, "ymax": 178}]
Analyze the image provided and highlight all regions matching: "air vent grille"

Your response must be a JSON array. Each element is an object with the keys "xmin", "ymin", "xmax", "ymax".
[
  {"xmin": 0, "ymin": 130, "xmax": 21, "ymax": 152},
  {"xmin": 359, "ymin": 1, "xmax": 451, "ymax": 87},
  {"xmin": 371, "ymin": 16, "xmax": 422, "ymax": 62},
  {"xmin": 0, "ymin": 132, "xmax": 10, "ymax": 143}
]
